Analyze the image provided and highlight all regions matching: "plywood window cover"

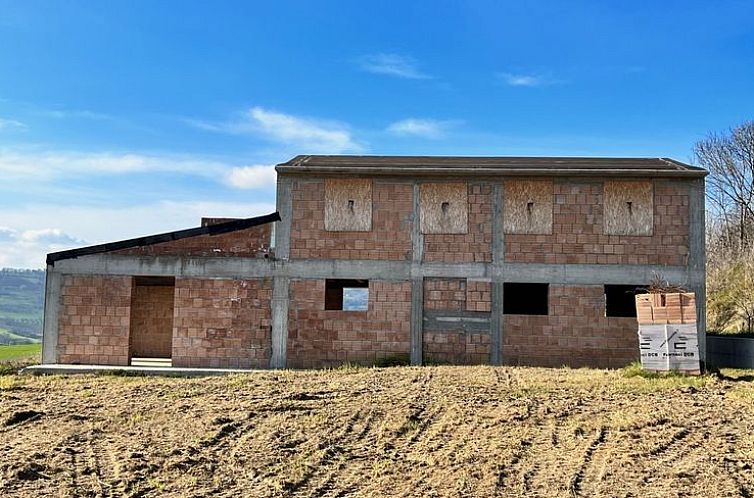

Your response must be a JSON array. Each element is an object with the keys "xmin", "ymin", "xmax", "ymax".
[
  {"xmin": 604, "ymin": 180, "xmax": 654, "ymax": 236},
  {"xmin": 420, "ymin": 183, "xmax": 468, "ymax": 234},
  {"xmin": 324, "ymin": 179, "xmax": 373, "ymax": 232},
  {"xmin": 503, "ymin": 180, "xmax": 553, "ymax": 235}
]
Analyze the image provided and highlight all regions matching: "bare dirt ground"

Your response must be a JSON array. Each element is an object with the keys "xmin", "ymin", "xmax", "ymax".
[{"xmin": 1, "ymin": 365, "xmax": 754, "ymax": 497}]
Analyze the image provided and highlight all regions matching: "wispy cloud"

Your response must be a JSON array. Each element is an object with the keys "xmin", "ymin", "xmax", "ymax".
[
  {"xmin": 0, "ymin": 117, "xmax": 28, "ymax": 131},
  {"xmin": 497, "ymin": 72, "xmax": 558, "ymax": 87},
  {"xmin": 186, "ymin": 106, "xmax": 362, "ymax": 154},
  {"xmin": 39, "ymin": 109, "xmax": 114, "ymax": 121},
  {"xmin": 249, "ymin": 107, "xmax": 361, "ymax": 153},
  {"xmin": 386, "ymin": 118, "xmax": 458, "ymax": 139},
  {"xmin": 357, "ymin": 53, "xmax": 431, "ymax": 79},
  {"xmin": 0, "ymin": 149, "xmax": 229, "ymax": 182},
  {"xmin": 224, "ymin": 164, "xmax": 277, "ymax": 189}
]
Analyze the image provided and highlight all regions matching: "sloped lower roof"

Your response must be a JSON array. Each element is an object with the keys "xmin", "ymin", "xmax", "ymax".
[
  {"xmin": 277, "ymin": 155, "xmax": 706, "ymax": 177},
  {"xmin": 46, "ymin": 212, "xmax": 281, "ymax": 265}
]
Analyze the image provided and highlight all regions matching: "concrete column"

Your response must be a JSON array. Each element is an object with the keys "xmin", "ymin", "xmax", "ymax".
[
  {"xmin": 275, "ymin": 175, "xmax": 293, "ymax": 260},
  {"xmin": 270, "ymin": 276, "xmax": 290, "ymax": 369},
  {"xmin": 41, "ymin": 267, "xmax": 63, "ymax": 364},
  {"xmin": 489, "ymin": 182, "xmax": 505, "ymax": 365},
  {"xmin": 687, "ymin": 178, "xmax": 706, "ymax": 366},
  {"xmin": 410, "ymin": 182, "xmax": 424, "ymax": 365}
]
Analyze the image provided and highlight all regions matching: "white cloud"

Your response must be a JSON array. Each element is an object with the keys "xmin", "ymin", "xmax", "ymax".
[
  {"xmin": 18, "ymin": 228, "xmax": 85, "ymax": 245},
  {"xmin": 248, "ymin": 107, "xmax": 361, "ymax": 153},
  {"xmin": 0, "ymin": 227, "xmax": 16, "ymax": 241},
  {"xmin": 186, "ymin": 107, "xmax": 362, "ymax": 154},
  {"xmin": 497, "ymin": 72, "xmax": 554, "ymax": 87},
  {"xmin": 357, "ymin": 53, "xmax": 431, "ymax": 79},
  {"xmin": 386, "ymin": 118, "xmax": 457, "ymax": 139},
  {"xmin": 0, "ymin": 200, "xmax": 277, "ymax": 268},
  {"xmin": 0, "ymin": 149, "xmax": 236, "ymax": 182},
  {"xmin": 0, "ymin": 117, "xmax": 27, "ymax": 131},
  {"xmin": 225, "ymin": 164, "xmax": 277, "ymax": 189}
]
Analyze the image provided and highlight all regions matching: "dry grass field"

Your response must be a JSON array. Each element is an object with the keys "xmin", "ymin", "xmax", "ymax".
[{"xmin": 1, "ymin": 365, "xmax": 754, "ymax": 497}]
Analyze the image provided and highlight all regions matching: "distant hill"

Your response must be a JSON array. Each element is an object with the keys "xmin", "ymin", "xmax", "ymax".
[{"xmin": 0, "ymin": 269, "xmax": 45, "ymax": 344}]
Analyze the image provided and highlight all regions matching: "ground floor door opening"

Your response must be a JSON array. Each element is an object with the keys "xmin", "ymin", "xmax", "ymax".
[{"xmin": 129, "ymin": 276, "xmax": 175, "ymax": 367}]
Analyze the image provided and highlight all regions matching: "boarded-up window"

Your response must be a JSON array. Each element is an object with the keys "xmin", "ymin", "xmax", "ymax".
[
  {"xmin": 420, "ymin": 183, "xmax": 468, "ymax": 234},
  {"xmin": 503, "ymin": 180, "xmax": 553, "ymax": 234},
  {"xmin": 604, "ymin": 181, "xmax": 653, "ymax": 236},
  {"xmin": 325, "ymin": 179, "xmax": 372, "ymax": 231}
]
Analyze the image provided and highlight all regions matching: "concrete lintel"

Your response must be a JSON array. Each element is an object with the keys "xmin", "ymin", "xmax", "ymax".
[
  {"xmin": 423, "ymin": 310, "xmax": 491, "ymax": 333},
  {"xmin": 270, "ymin": 276, "xmax": 290, "ymax": 369},
  {"xmin": 41, "ymin": 267, "xmax": 62, "ymax": 364}
]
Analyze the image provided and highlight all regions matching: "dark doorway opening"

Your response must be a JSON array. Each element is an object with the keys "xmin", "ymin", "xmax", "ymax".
[{"xmin": 129, "ymin": 276, "xmax": 175, "ymax": 366}]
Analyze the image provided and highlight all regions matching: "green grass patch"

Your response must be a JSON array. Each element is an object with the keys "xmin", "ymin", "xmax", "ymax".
[{"xmin": 0, "ymin": 343, "xmax": 42, "ymax": 362}]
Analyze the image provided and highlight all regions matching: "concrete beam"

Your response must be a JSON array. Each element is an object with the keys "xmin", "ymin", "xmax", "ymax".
[
  {"xmin": 52, "ymin": 253, "xmax": 694, "ymax": 287},
  {"xmin": 41, "ymin": 267, "xmax": 62, "ymax": 364}
]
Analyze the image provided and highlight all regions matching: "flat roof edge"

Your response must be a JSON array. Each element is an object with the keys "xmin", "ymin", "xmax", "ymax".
[{"xmin": 275, "ymin": 166, "xmax": 708, "ymax": 178}]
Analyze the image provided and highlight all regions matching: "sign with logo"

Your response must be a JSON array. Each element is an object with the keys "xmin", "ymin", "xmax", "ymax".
[{"xmin": 638, "ymin": 323, "xmax": 699, "ymax": 372}]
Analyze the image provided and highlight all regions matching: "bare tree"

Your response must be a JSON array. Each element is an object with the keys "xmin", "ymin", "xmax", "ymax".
[
  {"xmin": 698, "ymin": 120, "xmax": 754, "ymax": 333},
  {"xmin": 695, "ymin": 121, "xmax": 754, "ymax": 249}
]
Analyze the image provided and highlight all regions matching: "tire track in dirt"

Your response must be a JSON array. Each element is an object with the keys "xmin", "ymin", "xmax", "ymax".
[
  {"xmin": 569, "ymin": 426, "xmax": 608, "ymax": 497},
  {"xmin": 273, "ymin": 407, "xmax": 374, "ymax": 496}
]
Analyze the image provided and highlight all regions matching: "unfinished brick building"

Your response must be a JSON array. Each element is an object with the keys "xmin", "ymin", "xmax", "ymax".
[{"xmin": 42, "ymin": 156, "xmax": 707, "ymax": 370}]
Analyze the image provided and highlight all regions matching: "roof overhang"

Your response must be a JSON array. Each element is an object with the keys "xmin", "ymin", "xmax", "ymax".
[{"xmin": 46, "ymin": 212, "xmax": 281, "ymax": 266}]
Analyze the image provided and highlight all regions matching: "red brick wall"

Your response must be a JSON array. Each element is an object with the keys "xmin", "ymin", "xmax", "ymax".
[
  {"xmin": 129, "ymin": 285, "xmax": 174, "ymax": 358},
  {"xmin": 287, "ymin": 279, "xmax": 412, "ymax": 368},
  {"xmin": 503, "ymin": 285, "xmax": 638, "ymax": 368},
  {"xmin": 466, "ymin": 280, "xmax": 492, "ymax": 312},
  {"xmin": 423, "ymin": 332, "xmax": 490, "ymax": 365},
  {"xmin": 290, "ymin": 179, "xmax": 413, "ymax": 260},
  {"xmin": 114, "ymin": 224, "xmax": 272, "ymax": 258},
  {"xmin": 172, "ymin": 278, "xmax": 272, "ymax": 368},
  {"xmin": 57, "ymin": 275, "xmax": 132, "ymax": 365},
  {"xmin": 505, "ymin": 179, "xmax": 689, "ymax": 265},
  {"xmin": 424, "ymin": 183, "xmax": 493, "ymax": 263},
  {"xmin": 422, "ymin": 278, "xmax": 492, "ymax": 364},
  {"xmin": 424, "ymin": 278, "xmax": 467, "ymax": 310}
]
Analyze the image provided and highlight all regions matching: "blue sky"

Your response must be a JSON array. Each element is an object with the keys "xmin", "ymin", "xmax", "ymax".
[{"xmin": 0, "ymin": 1, "xmax": 752, "ymax": 268}]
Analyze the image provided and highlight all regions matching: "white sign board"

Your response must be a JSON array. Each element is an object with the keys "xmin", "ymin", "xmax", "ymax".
[{"xmin": 638, "ymin": 323, "xmax": 699, "ymax": 371}]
